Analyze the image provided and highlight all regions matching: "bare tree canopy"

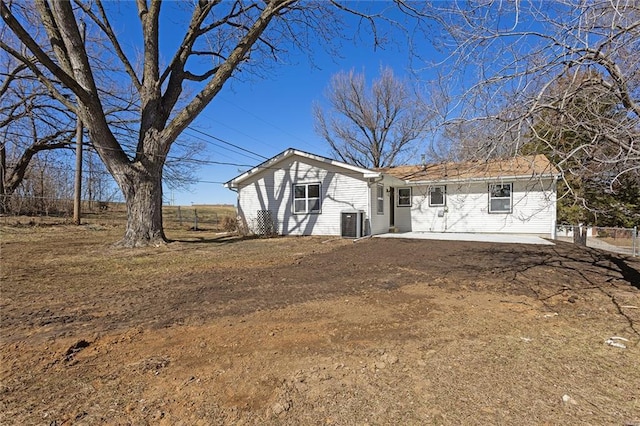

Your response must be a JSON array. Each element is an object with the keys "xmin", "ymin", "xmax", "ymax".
[
  {"xmin": 421, "ymin": 1, "xmax": 640, "ymax": 190},
  {"xmin": 0, "ymin": 27, "xmax": 139, "ymax": 213},
  {"xmin": 4, "ymin": 0, "xmax": 636, "ymax": 242},
  {"xmin": 0, "ymin": 48, "xmax": 198, "ymax": 214},
  {"xmin": 0, "ymin": 54, "xmax": 76, "ymax": 211},
  {"xmin": 0, "ymin": 0, "xmax": 412, "ymax": 246},
  {"xmin": 521, "ymin": 70, "xmax": 640, "ymax": 226},
  {"xmin": 314, "ymin": 67, "xmax": 431, "ymax": 168}
]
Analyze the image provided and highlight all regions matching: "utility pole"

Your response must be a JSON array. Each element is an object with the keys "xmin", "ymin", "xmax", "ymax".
[
  {"xmin": 73, "ymin": 21, "xmax": 86, "ymax": 225},
  {"xmin": 0, "ymin": 141, "xmax": 6, "ymax": 214},
  {"xmin": 73, "ymin": 111, "xmax": 83, "ymax": 225}
]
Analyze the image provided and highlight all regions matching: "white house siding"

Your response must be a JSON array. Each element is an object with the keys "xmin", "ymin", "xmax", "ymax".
[
  {"xmin": 394, "ymin": 187, "xmax": 413, "ymax": 232},
  {"xmin": 237, "ymin": 157, "xmax": 370, "ymax": 236},
  {"xmin": 369, "ymin": 183, "xmax": 389, "ymax": 235},
  {"xmin": 368, "ymin": 177, "xmax": 411, "ymax": 235},
  {"xmin": 407, "ymin": 179, "xmax": 557, "ymax": 236}
]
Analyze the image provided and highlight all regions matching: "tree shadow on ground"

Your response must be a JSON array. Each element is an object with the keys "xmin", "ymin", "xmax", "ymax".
[
  {"xmin": 168, "ymin": 234, "xmax": 266, "ymax": 245},
  {"xmin": 605, "ymin": 254, "xmax": 640, "ymax": 290},
  {"xmin": 471, "ymin": 240, "xmax": 640, "ymax": 336}
]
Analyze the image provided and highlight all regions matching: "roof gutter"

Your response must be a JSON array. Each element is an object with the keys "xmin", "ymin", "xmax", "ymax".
[{"xmin": 403, "ymin": 173, "xmax": 560, "ymax": 185}]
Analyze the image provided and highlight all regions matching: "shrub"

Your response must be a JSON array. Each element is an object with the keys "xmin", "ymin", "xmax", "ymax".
[{"xmin": 220, "ymin": 215, "xmax": 238, "ymax": 233}]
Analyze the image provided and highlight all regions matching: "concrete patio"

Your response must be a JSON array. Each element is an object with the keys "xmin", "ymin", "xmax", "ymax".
[{"xmin": 374, "ymin": 232, "xmax": 555, "ymax": 245}]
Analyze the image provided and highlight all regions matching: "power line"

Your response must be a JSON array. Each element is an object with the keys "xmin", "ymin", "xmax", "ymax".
[
  {"xmin": 182, "ymin": 129, "xmax": 263, "ymax": 163},
  {"xmin": 12, "ymin": 155, "xmax": 380, "ymax": 187},
  {"xmin": 218, "ymin": 96, "xmax": 319, "ymax": 151},
  {"xmin": 185, "ymin": 127, "xmax": 269, "ymax": 160},
  {"xmin": 79, "ymin": 98, "xmax": 273, "ymax": 162}
]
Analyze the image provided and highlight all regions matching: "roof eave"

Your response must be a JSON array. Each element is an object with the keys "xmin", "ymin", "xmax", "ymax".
[
  {"xmin": 403, "ymin": 172, "xmax": 560, "ymax": 185},
  {"xmin": 364, "ymin": 172, "xmax": 383, "ymax": 179},
  {"xmin": 224, "ymin": 148, "xmax": 380, "ymax": 188}
]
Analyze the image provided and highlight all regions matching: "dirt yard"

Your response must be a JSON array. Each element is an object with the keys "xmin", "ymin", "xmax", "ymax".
[{"xmin": 1, "ymin": 223, "xmax": 639, "ymax": 425}]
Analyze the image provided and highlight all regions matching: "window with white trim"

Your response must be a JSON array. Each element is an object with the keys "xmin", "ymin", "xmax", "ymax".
[
  {"xmin": 488, "ymin": 183, "xmax": 512, "ymax": 213},
  {"xmin": 293, "ymin": 183, "xmax": 321, "ymax": 214},
  {"xmin": 376, "ymin": 184, "xmax": 384, "ymax": 214},
  {"xmin": 429, "ymin": 185, "xmax": 446, "ymax": 207},
  {"xmin": 397, "ymin": 187, "xmax": 411, "ymax": 207}
]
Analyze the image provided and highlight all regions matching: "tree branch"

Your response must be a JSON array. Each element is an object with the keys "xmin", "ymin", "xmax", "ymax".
[
  {"xmin": 72, "ymin": 0, "xmax": 142, "ymax": 93},
  {"xmin": 183, "ymin": 68, "xmax": 219, "ymax": 82},
  {"xmin": 0, "ymin": 41, "xmax": 78, "ymax": 112},
  {"xmin": 0, "ymin": 1, "xmax": 88, "ymax": 101},
  {"xmin": 0, "ymin": 63, "xmax": 27, "ymax": 98},
  {"xmin": 161, "ymin": 0, "xmax": 297, "ymax": 154}
]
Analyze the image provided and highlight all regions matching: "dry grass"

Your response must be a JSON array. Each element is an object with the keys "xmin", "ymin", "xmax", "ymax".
[
  {"xmin": 0, "ymin": 203, "xmax": 237, "ymax": 238},
  {"xmin": 598, "ymin": 236, "xmax": 635, "ymax": 247},
  {"xmin": 1, "ymin": 223, "xmax": 639, "ymax": 425}
]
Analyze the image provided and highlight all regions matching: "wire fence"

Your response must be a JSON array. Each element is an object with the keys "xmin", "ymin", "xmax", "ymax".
[
  {"xmin": 0, "ymin": 194, "xmax": 237, "ymax": 232},
  {"xmin": 556, "ymin": 224, "xmax": 638, "ymax": 257},
  {"xmin": 1, "ymin": 193, "xmax": 79, "ymax": 218},
  {"xmin": 2, "ymin": 195, "xmax": 636, "ymax": 255},
  {"xmin": 162, "ymin": 205, "xmax": 237, "ymax": 231}
]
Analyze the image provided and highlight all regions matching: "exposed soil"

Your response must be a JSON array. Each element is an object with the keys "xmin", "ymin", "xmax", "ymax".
[{"xmin": 1, "ymin": 224, "xmax": 639, "ymax": 425}]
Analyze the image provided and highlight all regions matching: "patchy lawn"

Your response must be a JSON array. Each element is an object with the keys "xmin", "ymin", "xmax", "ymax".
[{"xmin": 1, "ymin": 223, "xmax": 639, "ymax": 425}]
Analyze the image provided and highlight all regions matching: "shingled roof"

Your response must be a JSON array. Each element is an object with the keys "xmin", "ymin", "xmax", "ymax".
[{"xmin": 380, "ymin": 154, "xmax": 559, "ymax": 183}]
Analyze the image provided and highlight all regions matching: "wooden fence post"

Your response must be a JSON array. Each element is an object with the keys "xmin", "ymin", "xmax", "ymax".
[{"xmin": 573, "ymin": 224, "xmax": 587, "ymax": 246}]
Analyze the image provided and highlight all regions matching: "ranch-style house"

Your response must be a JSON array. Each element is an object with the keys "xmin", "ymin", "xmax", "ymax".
[{"xmin": 224, "ymin": 148, "xmax": 559, "ymax": 238}]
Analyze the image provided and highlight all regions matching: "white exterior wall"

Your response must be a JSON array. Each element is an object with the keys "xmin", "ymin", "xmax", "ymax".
[
  {"xmin": 394, "ymin": 187, "xmax": 413, "ymax": 232},
  {"xmin": 368, "ymin": 184, "xmax": 385, "ymax": 235},
  {"xmin": 236, "ymin": 157, "xmax": 370, "ymax": 236},
  {"xmin": 367, "ymin": 177, "xmax": 413, "ymax": 235},
  {"xmin": 406, "ymin": 179, "xmax": 557, "ymax": 236},
  {"xmin": 368, "ymin": 181, "xmax": 390, "ymax": 235}
]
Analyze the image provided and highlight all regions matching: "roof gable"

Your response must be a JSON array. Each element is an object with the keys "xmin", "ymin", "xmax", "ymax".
[
  {"xmin": 224, "ymin": 148, "xmax": 381, "ymax": 189},
  {"xmin": 380, "ymin": 154, "xmax": 559, "ymax": 183}
]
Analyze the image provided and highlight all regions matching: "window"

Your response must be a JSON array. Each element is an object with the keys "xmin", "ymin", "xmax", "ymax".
[
  {"xmin": 376, "ymin": 184, "xmax": 384, "ymax": 214},
  {"xmin": 397, "ymin": 187, "xmax": 411, "ymax": 207},
  {"xmin": 429, "ymin": 185, "xmax": 446, "ymax": 207},
  {"xmin": 488, "ymin": 183, "xmax": 512, "ymax": 213},
  {"xmin": 293, "ymin": 183, "xmax": 321, "ymax": 214}
]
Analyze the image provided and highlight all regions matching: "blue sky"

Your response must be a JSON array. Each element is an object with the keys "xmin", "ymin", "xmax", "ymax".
[
  {"xmin": 87, "ymin": 1, "xmax": 548, "ymax": 206},
  {"xmin": 144, "ymin": 5, "xmax": 438, "ymax": 206},
  {"xmin": 6, "ymin": 2, "xmax": 580, "ymax": 206},
  {"xmin": 179, "ymin": 49, "xmax": 417, "ymax": 206}
]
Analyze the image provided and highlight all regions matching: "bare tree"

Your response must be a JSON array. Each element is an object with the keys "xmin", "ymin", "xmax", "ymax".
[
  {"xmin": 314, "ymin": 67, "xmax": 431, "ymax": 168},
  {"xmin": 0, "ymin": 50, "xmax": 76, "ymax": 213},
  {"xmin": 0, "ymin": 55, "xmax": 197, "ymax": 215},
  {"xmin": 416, "ymin": 2, "xmax": 640, "ymax": 190},
  {"xmin": 521, "ymin": 70, "xmax": 640, "ymax": 226},
  {"xmin": 1, "ymin": 0, "xmax": 417, "ymax": 247},
  {"xmin": 0, "ymin": 17, "xmax": 135, "ymax": 213}
]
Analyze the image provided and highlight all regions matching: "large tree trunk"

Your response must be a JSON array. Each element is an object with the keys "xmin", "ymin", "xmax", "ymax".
[
  {"xmin": 1, "ymin": 0, "xmax": 307, "ymax": 245},
  {"xmin": 115, "ymin": 165, "xmax": 166, "ymax": 247}
]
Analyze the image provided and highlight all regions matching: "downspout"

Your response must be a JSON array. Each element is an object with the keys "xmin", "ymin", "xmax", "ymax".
[
  {"xmin": 226, "ymin": 184, "xmax": 242, "ymax": 232},
  {"xmin": 227, "ymin": 185, "xmax": 239, "ymax": 201},
  {"xmin": 366, "ymin": 180, "xmax": 372, "ymax": 236},
  {"xmin": 230, "ymin": 187, "xmax": 240, "ymax": 220}
]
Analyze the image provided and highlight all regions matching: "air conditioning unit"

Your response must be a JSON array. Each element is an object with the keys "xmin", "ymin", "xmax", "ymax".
[{"xmin": 341, "ymin": 210, "xmax": 364, "ymax": 238}]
